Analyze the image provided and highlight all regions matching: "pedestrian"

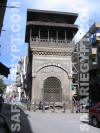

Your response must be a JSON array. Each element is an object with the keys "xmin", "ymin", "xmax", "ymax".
[
  {"xmin": 27, "ymin": 96, "xmax": 31, "ymax": 110},
  {"xmin": 0, "ymin": 94, "xmax": 4, "ymax": 113},
  {"xmin": 39, "ymin": 101, "xmax": 42, "ymax": 110},
  {"xmin": 76, "ymin": 101, "xmax": 80, "ymax": 113}
]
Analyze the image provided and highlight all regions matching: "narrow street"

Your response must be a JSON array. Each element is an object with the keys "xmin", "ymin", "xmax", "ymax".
[
  {"xmin": 0, "ymin": 103, "xmax": 100, "ymax": 133},
  {"xmin": 0, "ymin": 1, "xmax": 100, "ymax": 133},
  {"xmin": 26, "ymin": 110, "xmax": 100, "ymax": 133}
]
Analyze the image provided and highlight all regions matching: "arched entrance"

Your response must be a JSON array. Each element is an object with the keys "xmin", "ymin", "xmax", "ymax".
[{"xmin": 43, "ymin": 77, "xmax": 62, "ymax": 102}]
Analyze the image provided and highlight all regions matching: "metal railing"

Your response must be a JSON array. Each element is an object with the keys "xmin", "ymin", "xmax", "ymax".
[{"xmin": 30, "ymin": 38, "xmax": 75, "ymax": 47}]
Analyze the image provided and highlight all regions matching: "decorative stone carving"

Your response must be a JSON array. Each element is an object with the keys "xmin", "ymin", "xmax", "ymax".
[{"xmin": 33, "ymin": 63, "xmax": 71, "ymax": 78}]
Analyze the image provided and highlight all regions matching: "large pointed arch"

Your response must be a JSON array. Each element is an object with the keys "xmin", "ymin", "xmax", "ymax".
[{"xmin": 35, "ymin": 63, "xmax": 72, "ymax": 78}]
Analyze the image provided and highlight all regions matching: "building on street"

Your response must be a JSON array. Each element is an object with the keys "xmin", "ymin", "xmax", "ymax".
[
  {"xmin": 25, "ymin": 9, "xmax": 78, "ymax": 103},
  {"xmin": 89, "ymin": 22, "xmax": 100, "ymax": 104},
  {"xmin": 5, "ymin": 83, "xmax": 18, "ymax": 97},
  {"xmin": 16, "ymin": 56, "xmax": 27, "ymax": 101},
  {"xmin": 75, "ymin": 22, "xmax": 100, "ymax": 105}
]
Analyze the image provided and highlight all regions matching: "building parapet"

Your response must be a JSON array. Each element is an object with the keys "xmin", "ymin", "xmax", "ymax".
[{"xmin": 30, "ymin": 38, "xmax": 75, "ymax": 48}]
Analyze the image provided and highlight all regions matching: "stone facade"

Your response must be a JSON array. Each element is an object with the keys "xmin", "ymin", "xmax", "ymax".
[
  {"xmin": 25, "ymin": 9, "xmax": 78, "ymax": 103},
  {"xmin": 29, "ymin": 40, "xmax": 75, "ymax": 103},
  {"xmin": 32, "ymin": 53, "xmax": 73, "ymax": 103}
]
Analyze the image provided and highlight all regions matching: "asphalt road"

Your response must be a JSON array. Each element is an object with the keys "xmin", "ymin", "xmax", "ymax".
[
  {"xmin": 1, "ymin": 104, "xmax": 100, "ymax": 133},
  {"xmin": 26, "ymin": 110, "xmax": 100, "ymax": 133}
]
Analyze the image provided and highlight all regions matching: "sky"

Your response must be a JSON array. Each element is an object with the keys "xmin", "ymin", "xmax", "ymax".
[{"xmin": 0, "ymin": 0, "xmax": 100, "ymax": 84}]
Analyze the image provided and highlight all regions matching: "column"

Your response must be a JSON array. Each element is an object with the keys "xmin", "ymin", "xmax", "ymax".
[
  {"xmin": 56, "ymin": 30, "xmax": 58, "ymax": 44},
  {"xmin": 73, "ymin": 32, "xmax": 75, "ymax": 42},
  {"xmin": 39, "ymin": 29, "xmax": 40, "ymax": 44},
  {"xmin": 30, "ymin": 29, "xmax": 32, "ymax": 42},
  {"xmin": 48, "ymin": 29, "xmax": 49, "ymax": 42},
  {"xmin": 39, "ymin": 29, "xmax": 40, "ymax": 40},
  {"xmin": 69, "ymin": 77, "xmax": 73, "ymax": 104},
  {"xmin": 65, "ymin": 30, "xmax": 67, "ymax": 42},
  {"xmin": 73, "ymin": 32, "xmax": 75, "ymax": 38}
]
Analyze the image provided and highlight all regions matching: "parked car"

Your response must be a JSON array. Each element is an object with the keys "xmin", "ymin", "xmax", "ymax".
[{"xmin": 89, "ymin": 102, "xmax": 100, "ymax": 127}]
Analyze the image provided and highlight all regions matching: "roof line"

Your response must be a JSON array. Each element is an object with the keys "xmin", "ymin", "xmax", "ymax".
[
  {"xmin": 27, "ymin": 9, "xmax": 78, "ymax": 17},
  {"xmin": 27, "ymin": 21, "xmax": 78, "ymax": 29}
]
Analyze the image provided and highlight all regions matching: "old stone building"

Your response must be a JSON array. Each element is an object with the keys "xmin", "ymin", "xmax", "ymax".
[
  {"xmin": 89, "ymin": 23, "xmax": 100, "ymax": 104},
  {"xmin": 25, "ymin": 9, "xmax": 78, "ymax": 103}
]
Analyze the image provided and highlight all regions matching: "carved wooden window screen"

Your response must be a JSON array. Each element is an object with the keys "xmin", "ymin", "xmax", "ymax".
[{"xmin": 43, "ymin": 77, "xmax": 62, "ymax": 102}]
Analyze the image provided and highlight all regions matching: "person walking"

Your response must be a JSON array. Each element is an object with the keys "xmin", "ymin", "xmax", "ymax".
[
  {"xmin": 76, "ymin": 101, "xmax": 80, "ymax": 113},
  {"xmin": 27, "ymin": 96, "xmax": 31, "ymax": 110},
  {"xmin": 39, "ymin": 101, "xmax": 42, "ymax": 110}
]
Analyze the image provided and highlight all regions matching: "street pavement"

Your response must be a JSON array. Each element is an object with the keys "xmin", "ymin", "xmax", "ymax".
[
  {"xmin": 26, "ymin": 110, "xmax": 100, "ymax": 133},
  {"xmin": 0, "ymin": 104, "xmax": 100, "ymax": 133}
]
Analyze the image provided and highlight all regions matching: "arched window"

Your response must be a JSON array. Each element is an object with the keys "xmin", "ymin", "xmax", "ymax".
[{"xmin": 43, "ymin": 77, "xmax": 62, "ymax": 102}]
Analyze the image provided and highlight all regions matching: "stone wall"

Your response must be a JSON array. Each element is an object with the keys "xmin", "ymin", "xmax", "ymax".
[{"xmin": 31, "ymin": 55, "xmax": 72, "ymax": 104}]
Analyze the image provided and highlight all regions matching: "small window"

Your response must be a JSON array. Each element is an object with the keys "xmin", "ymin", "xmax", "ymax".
[
  {"xmin": 92, "ymin": 48, "xmax": 97, "ymax": 54},
  {"xmin": 92, "ymin": 57, "xmax": 97, "ymax": 64}
]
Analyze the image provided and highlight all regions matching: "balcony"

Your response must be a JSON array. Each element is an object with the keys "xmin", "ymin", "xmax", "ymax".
[
  {"xmin": 16, "ymin": 61, "xmax": 22, "ymax": 75},
  {"xmin": 16, "ymin": 69, "xmax": 20, "ymax": 75},
  {"xmin": 90, "ymin": 33, "xmax": 100, "ymax": 44},
  {"xmin": 16, "ymin": 76, "xmax": 21, "ymax": 87},
  {"xmin": 89, "ymin": 62, "xmax": 98, "ymax": 71},
  {"xmin": 30, "ymin": 38, "xmax": 75, "ymax": 48},
  {"xmin": 95, "ymin": 36, "xmax": 100, "ymax": 42}
]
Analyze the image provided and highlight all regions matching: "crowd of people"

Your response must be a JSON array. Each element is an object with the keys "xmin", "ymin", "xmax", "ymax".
[{"xmin": 0, "ymin": 94, "xmax": 20, "ymax": 113}]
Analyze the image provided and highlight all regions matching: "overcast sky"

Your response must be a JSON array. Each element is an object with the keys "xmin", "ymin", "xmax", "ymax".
[{"xmin": 0, "ymin": 0, "xmax": 100, "ymax": 84}]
